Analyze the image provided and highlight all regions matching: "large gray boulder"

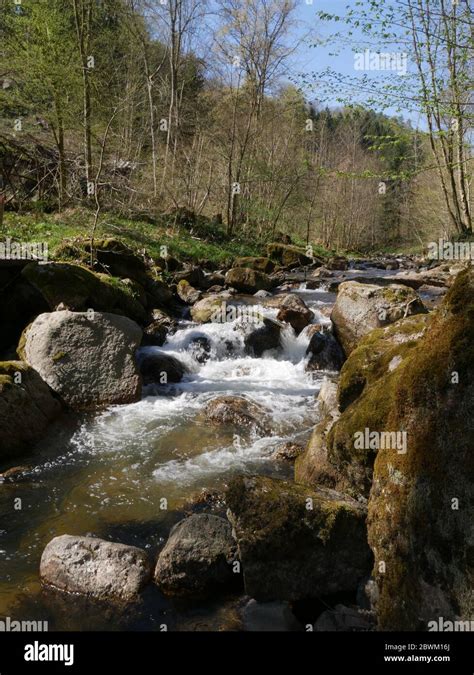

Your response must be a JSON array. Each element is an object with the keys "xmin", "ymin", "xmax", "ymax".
[
  {"xmin": 40, "ymin": 535, "xmax": 151, "ymax": 603},
  {"xmin": 20, "ymin": 311, "xmax": 142, "ymax": 410},
  {"xmin": 331, "ymin": 281, "xmax": 426, "ymax": 356},
  {"xmin": 226, "ymin": 476, "xmax": 372, "ymax": 601},
  {"xmin": 0, "ymin": 361, "xmax": 61, "ymax": 459},
  {"xmin": 154, "ymin": 514, "xmax": 237, "ymax": 597}
]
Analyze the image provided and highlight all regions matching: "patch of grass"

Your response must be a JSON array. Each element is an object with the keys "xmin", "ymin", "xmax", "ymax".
[{"xmin": 2, "ymin": 210, "xmax": 263, "ymax": 267}]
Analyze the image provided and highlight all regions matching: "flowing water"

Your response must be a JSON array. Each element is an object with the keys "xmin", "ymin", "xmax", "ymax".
[
  {"xmin": 0, "ymin": 281, "xmax": 337, "ymax": 629},
  {"xmin": 0, "ymin": 269, "xmax": 411, "ymax": 630}
]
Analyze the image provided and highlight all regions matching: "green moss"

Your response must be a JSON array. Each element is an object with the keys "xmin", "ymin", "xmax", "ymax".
[{"xmin": 51, "ymin": 351, "xmax": 66, "ymax": 362}]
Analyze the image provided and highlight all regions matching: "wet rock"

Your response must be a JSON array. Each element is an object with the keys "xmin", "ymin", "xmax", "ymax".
[
  {"xmin": 154, "ymin": 514, "xmax": 237, "ymax": 597},
  {"xmin": 241, "ymin": 599, "xmax": 302, "ymax": 631},
  {"xmin": 272, "ymin": 442, "xmax": 305, "ymax": 462},
  {"xmin": 139, "ymin": 352, "xmax": 187, "ymax": 384},
  {"xmin": 187, "ymin": 336, "xmax": 211, "ymax": 363},
  {"xmin": 294, "ymin": 418, "xmax": 341, "ymax": 491},
  {"xmin": 244, "ymin": 318, "xmax": 281, "ymax": 356},
  {"xmin": 367, "ymin": 268, "xmax": 474, "ymax": 629},
  {"xmin": 276, "ymin": 294, "xmax": 314, "ymax": 334},
  {"xmin": 0, "ymin": 361, "xmax": 61, "ymax": 459},
  {"xmin": 20, "ymin": 311, "xmax": 142, "ymax": 411},
  {"xmin": 176, "ymin": 279, "xmax": 202, "ymax": 304},
  {"xmin": 314, "ymin": 604, "xmax": 374, "ymax": 632},
  {"xmin": 254, "ymin": 289, "xmax": 272, "ymax": 299},
  {"xmin": 226, "ymin": 475, "xmax": 372, "ymax": 601},
  {"xmin": 225, "ymin": 268, "xmax": 272, "ymax": 294},
  {"xmin": 203, "ymin": 396, "xmax": 269, "ymax": 434},
  {"xmin": 40, "ymin": 535, "xmax": 151, "ymax": 603},
  {"xmin": 141, "ymin": 309, "xmax": 176, "ymax": 347},
  {"xmin": 331, "ymin": 281, "xmax": 426, "ymax": 356},
  {"xmin": 234, "ymin": 257, "xmax": 275, "ymax": 274},
  {"xmin": 306, "ymin": 331, "xmax": 345, "ymax": 371}
]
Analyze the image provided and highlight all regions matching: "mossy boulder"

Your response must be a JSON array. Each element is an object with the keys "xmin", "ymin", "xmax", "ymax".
[
  {"xmin": 225, "ymin": 267, "xmax": 272, "ymax": 294},
  {"xmin": 267, "ymin": 243, "xmax": 314, "ymax": 268},
  {"xmin": 22, "ymin": 261, "xmax": 147, "ymax": 324},
  {"xmin": 0, "ymin": 360, "xmax": 62, "ymax": 461},
  {"xmin": 338, "ymin": 313, "xmax": 431, "ymax": 411},
  {"xmin": 367, "ymin": 267, "xmax": 474, "ymax": 629},
  {"xmin": 226, "ymin": 475, "xmax": 372, "ymax": 601},
  {"xmin": 296, "ymin": 314, "xmax": 432, "ymax": 498},
  {"xmin": 234, "ymin": 257, "xmax": 275, "ymax": 274},
  {"xmin": 56, "ymin": 237, "xmax": 149, "ymax": 285},
  {"xmin": 331, "ymin": 281, "xmax": 427, "ymax": 356}
]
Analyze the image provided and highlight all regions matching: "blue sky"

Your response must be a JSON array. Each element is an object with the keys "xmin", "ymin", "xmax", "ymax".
[{"xmin": 291, "ymin": 0, "xmax": 425, "ymax": 128}]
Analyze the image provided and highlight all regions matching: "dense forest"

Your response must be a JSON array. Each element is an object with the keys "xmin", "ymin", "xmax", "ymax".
[{"xmin": 1, "ymin": 0, "xmax": 472, "ymax": 251}]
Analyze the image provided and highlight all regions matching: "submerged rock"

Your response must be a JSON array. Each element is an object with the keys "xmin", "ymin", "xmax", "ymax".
[
  {"xmin": 331, "ymin": 281, "xmax": 426, "ymax": 355},
  {"xmin": 226, "ymin": 475, "xmax": 372, "ymax": 601},
  {"xmin": 139, "ymin": 352, "xmax": 187, "ymax": 384},
  {"xmin": 0, "ymin": 361, "xmax": 61, "ymax": 459},
  {"xmin": 225, "ymin": 267, "xmax": 272, "ymax": 294},
  {"xmin": 19, "ymin": 311, "xmax": 142, "ymax": 411},
  {"xmin": 40, "ymin": 535, "xmax": 151, "ymax": 603},
  {"xmin": 203, "ymin": 395, "xmax": 269, "ymax": 434},
  {"xmin": 154, "ymin": 514, "xmax": 237, "ymax": 597},
  {"xmin": 276, "ymin": 294, "xmax": 314, "ymax": 334}
]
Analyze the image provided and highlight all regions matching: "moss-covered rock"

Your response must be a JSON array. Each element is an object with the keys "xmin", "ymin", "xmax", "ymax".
[
  {"xmin": 234, "ymin": 257, "xmax": 275, "ymax": 274},
  {"xmin": 331, "ymin": 281, "xmax": 427, "ymax": 356},
  {"xmin": 267, "ymin": 243, "xmax": 313, "ymax": 267},
  {"xmin": 338, "ymin": 314, "xmax": 431, "ymax": 411},
  {"xmin": 0, "ymin": 360, "xmax": 62, "ymax": 461},
  {"xmin": 296, "ymin": 314, "xmax": 432, "ymax": 498},
  {"xmin": 226, "ymin": 475, "xmax": 372, "ymax": 601},
  {"xmin": 367, "ymin": 267, "xmax": 474, "ymax": 629},
  {"xmin": 225, "ymin": 267, "xmax": 272, "ymax": 294},
  {"xmin": 22, "ymin": 261, "xmax": 147, "ymax": 324}
]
